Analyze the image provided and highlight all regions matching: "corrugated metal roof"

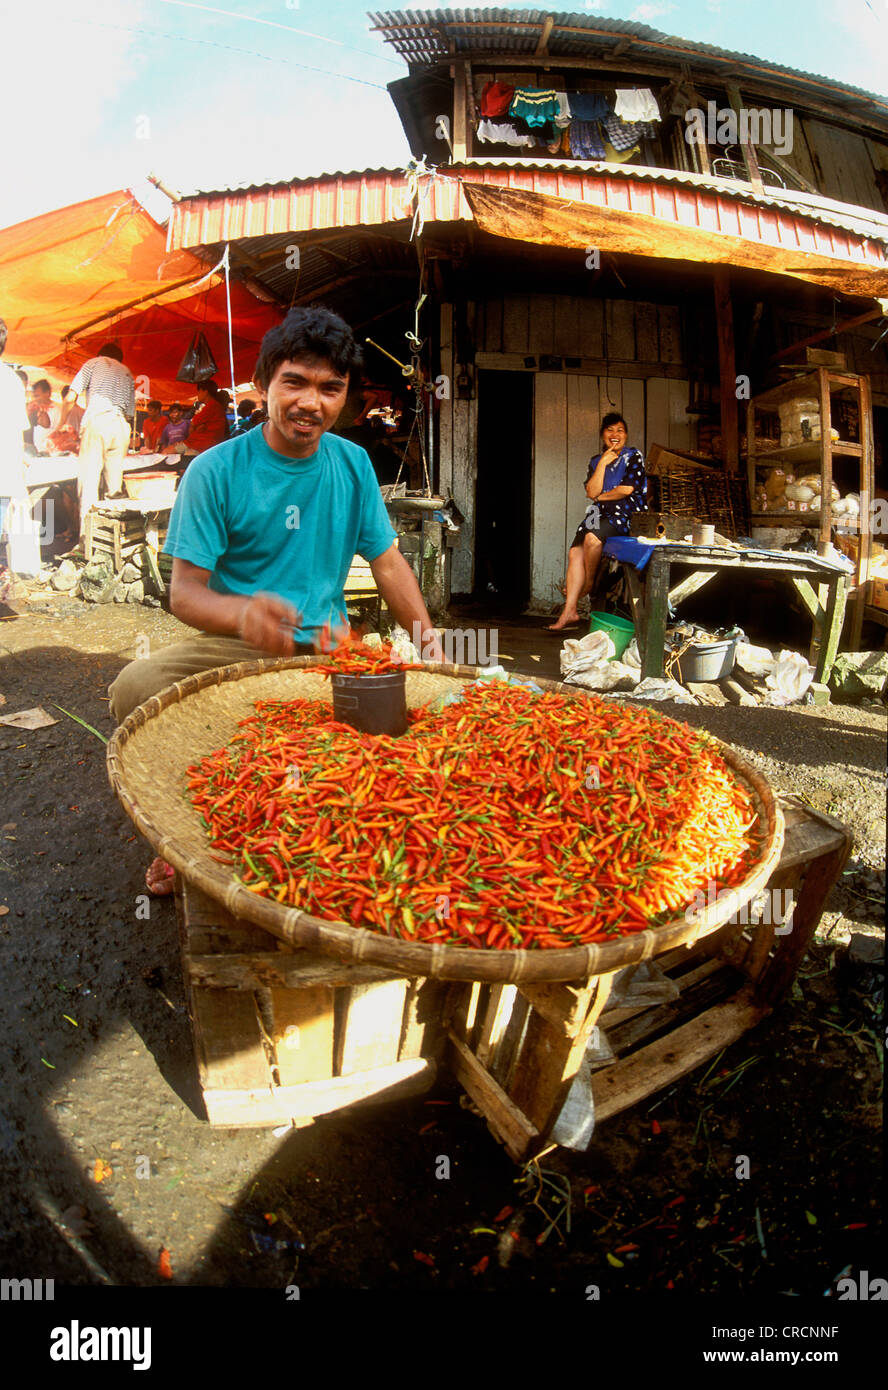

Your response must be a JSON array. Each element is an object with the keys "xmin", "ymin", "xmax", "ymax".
[
  {"xmin": 367, "ymin": 8, "xmax": 888, "ymax": 111},
  {"xmin": 168, "ymin": 161, "xmax": 888, "ymax": 256}
]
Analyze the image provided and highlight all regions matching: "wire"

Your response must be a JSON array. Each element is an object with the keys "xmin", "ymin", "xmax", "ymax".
[
  {"xmin": 58, "ymin": 15, "xmax": 388, "ymax": 89},
  {"xmin": 156, "ymin": 0, "xmax": 404, "ymax": 65}
]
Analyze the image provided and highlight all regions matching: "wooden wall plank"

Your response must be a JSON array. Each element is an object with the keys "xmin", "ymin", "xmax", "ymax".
[
  {"xmin": 564, "ymin": 375, "xmax": 595, "ymax": 561},
  {"xmin": 532, "ymin": 373, "xmax": 569, "ymax": 606},
  {"xmin": 270, "ymin": 986, "xmax": 336, "ymax": 1086},
  {"xmin": 606, "ymin": 300, "xmax": 636, "ymax": 360},
  {"xmin": 527, "ymin": 293, "xmax": 555, "ymax": 353},
  {"xmin": 192, "ymin": 991, "xmax": 270, "ymax": 1093},
  {"xmin": 451, "ymin": 391, "xmax": 476, "ymax": 592},
  {"xmin": 578, "ymin": 297, "xmax": 605, "ymax": 357},
  {"xmin": 658, "ymin": 304, "xmax": 683, "ymax": 363},
  {"xmin": 503, "ymin": 294, "xmax": 530, "ymax": 353},
  {"xmin": 634, "ymin": 302, "xmax": 659, "ymax": 362},
  {"xmin": 438, "ymin": 303, "xmax": 454, "ymax": 497},
  {"xmin": 337, "ymin": 980, "xmax": 409, "ymax": 1076},
  {"xmin": 667, "ymin": 378, "xmax": 693, "ymax": 451},
  {"xmin": 622, "ymin": 378, "xmax": 646, "ymax": 456},
  {"xmin": 646, "ymin": 377, "xmax": 671, "ymax": 453},
  {"xmin": 484, "ymin": 296, "xmax": 503, "ymax": 353},
  {"xmin": 805, "ymin": 120, "xmax": 881, "ymax": 211},
  {"xmin": 553, "ymin": 295, "xmax": 580, "ymax": 356}
]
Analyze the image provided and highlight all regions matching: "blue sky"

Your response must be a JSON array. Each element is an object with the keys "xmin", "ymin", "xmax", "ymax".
[{"xmin": 0, "ymin": 0, "xmax": 884, "ymax": 229}]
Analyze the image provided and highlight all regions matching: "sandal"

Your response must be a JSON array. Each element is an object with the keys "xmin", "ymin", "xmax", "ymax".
[{"xmin": 146, "ymin": 857, "xmax": 176, "ymax": 896}]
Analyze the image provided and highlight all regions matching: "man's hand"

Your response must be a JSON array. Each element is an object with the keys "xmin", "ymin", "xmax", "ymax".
[
  {"xmin": 369, "ymin": 543, "xmax": 444, "ymax": 663},
  {"xmin": 237, "ymin": 592, "xmax": 303, "ymax": 656}
]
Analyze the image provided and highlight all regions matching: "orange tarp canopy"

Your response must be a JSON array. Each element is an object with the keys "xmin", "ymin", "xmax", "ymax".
[{"xmin": 0, "ymin": 189, "xmax": 281, "ymax": 398}]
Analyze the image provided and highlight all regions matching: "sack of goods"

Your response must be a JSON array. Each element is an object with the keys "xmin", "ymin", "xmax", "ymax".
[{"xmin": 832, "ymin": 492, "xmax": 861, "ymax": 520}]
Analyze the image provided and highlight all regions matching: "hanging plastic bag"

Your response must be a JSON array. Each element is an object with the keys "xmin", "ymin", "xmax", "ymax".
[
  {"xmin": 764, "ymin": 649, "xmax": 814, "ymax": 706},
  {"xmin": 176, "ymin": 331, "xmax": 218, "ymax": 383}
]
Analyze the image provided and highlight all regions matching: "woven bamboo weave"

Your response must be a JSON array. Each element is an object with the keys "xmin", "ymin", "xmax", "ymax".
[{"xmin": 107, "ymin": 658, "xmax": 784, "ymax": 984}]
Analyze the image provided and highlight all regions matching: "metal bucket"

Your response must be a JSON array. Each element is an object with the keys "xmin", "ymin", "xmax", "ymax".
[{"xmin": 331, "ymin": 669, "xmax": 408, "ymax": 736}]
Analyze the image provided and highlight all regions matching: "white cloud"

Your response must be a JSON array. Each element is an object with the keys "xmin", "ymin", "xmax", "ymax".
[{"xmin": 629, "ymin": 2, "xmax": 678, "ymax": 20}]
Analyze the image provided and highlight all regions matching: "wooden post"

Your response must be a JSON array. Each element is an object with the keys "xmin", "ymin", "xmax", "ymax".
[
  {"xmin": 713, "ymin": 269, "xmax": 740, "ymax": 474},
  {"xmin": 725, "ymin": 84, "xmax": 764, "ymax": 195},
  {"xmin": 817, "ymin": 367, "xmax": 832, "ymax": 547},
  {"xmin": 452, "ymin": 61, "xmax": 467, "ymax": 162},
  {"xmin": 850, "ymin": 373, "xmax": 874, "ymax": 650}
]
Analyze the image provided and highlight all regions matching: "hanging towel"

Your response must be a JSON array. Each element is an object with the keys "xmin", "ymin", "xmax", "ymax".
[
  {"xmin": 476, "ymin": 119, "xmax": 535, "ymax": 147},
  {"xmin": 566, "ymin": 91, "xmax": 611, "ymax": 122},
  {"xmin": 479, "ymin": 81, "xmax": 515, "ymax": 118},
  {"xmin": 509, "ymin": 87, "xmax": 561, "ymax": 128},
  {"xmin": 553, "ymin": 91, "xmax": 572, "ymax": 128},
  {"xmin": 570, "ymin": 119, "xmax": 607, "ymax": 161},
  {"xmin": 613, "ymin": 88, "xmax": 661, "ymax": 123}
]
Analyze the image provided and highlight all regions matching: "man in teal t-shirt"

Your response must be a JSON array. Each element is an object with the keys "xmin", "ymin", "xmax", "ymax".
[{"xmin": 109, "ymin": 305, "xmax": 442, "ymax": 894}]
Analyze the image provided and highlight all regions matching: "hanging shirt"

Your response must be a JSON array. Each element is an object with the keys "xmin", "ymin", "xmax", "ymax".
[
  {"xmin": 603, "ymin": 113, "xmax": 651, "ymax": 151},
  {"xmin": 566, "ymin": 91, "xmax": 611, "ymax": 122},
  {"xmin": 553, "ymin": 92, "xmax": 572, "ymax": 128},
  {"xmin": 476, "ymin": 119, "xmax": 535, "ymax": 147},
  {"xmin": 570, "ymin": 120, "xmax": 607, "ymax": 161},
  {"xmin": 479, "ymin": 81, "xmax": 515, "ymax": 117},
  {"xmin": 614, "ymin": 88, "xmax": 661, "ymax": 123},
  {"xmin": 163, "ymin": 424, "xmax": 397, "ymax": 642},
  {"xmin": 508, "ymin": 88, "xmax": 561, "ymax": 128},
  {"xmin": 603, "ymin": 139, "xmax": 641, "ymax": 164}
]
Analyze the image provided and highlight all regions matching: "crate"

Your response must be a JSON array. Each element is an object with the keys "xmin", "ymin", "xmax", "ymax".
[
  {"xmin": 175, "ymin": 879, "xmax": 452, "ymax": 1127},
  {"xmin": 84, "ymin": 510, "xmax": 147, "ymax": 571},
  {"xmin": 448, "ymin": 797, "xmax": 851, "ymax": 1161},
  {"xmin": 869, "ymin": 576, "xmax": 888, "ymax": 612}
]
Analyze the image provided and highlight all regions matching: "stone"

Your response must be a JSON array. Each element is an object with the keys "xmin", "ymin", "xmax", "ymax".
[
  {"xmin": 847, "ymin": 932, "xmax": 884, "ymax": 968},
  {"xmin": 79, "ymin": 560, "xmax": 115, "ymax": 604},
  {"xmin": 720, "ymin": 678, "xmax": 757, "ymax": 706},
  {"xmin": 51, "ymin": 559, "xmax": 80, "ymax": 592},
  {"xmin": 828, "ymin": 650, "xmax": 888, "ymax": 700},
  {"xmin": 112, "ymin": 582, "xmax": 128, "ymax": 603},
  {"xmin": 125, "ymin": 580, "xmax": 145, "ymax": 604},
  {"xmin": 119, "ymin": 561, "xmax": 142, "ymax": 584}
]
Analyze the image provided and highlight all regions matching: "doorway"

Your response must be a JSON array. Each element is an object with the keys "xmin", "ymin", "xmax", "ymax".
[{"xmin": 474, "ymin": 369, "xmax": 533, "ymax": 609}]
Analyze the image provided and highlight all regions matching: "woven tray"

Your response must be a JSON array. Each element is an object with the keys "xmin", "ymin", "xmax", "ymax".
[{"xmin": 107, "ymin": 659, "xmax": 784, "ymax": 984}]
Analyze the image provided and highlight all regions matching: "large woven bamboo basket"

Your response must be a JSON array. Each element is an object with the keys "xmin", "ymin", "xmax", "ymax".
[{"xmin": 107, "ymin": 659, "xmax": 784, "ymax": 984}]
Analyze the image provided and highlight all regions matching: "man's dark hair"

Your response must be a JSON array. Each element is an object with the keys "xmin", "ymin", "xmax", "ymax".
[
  {"xmin": 147, "ymin": 398, "xmax": 162, "ymax": 410},
  {"xmin": 237, "ymin": 400, "xmax": 256, "ymax": 419},
  {"xmin": 0, "ymin": 318, "xmax": 7, "ymax": 356},
  {"xmin": 98, "ymin": 342, "xmax": 123, "ymax": 362},
  {"xmin": 16, "ymin": 368, "xmax": 28, "ymax": 385},
  {"xmin": 601, "ymin": 412, "xmax": 628, "ymax": 435},
  {"xmin": 61, "ymin": 385, "xmax": 71, "ymax": 399},
  {"xmin": 254, "ymin": 306, "xmax": 362, "ymax": 389},
  {"xmin": 33, "ymin": 378, "xmax": 51, "ymax": 394},
  {"xmin": 197, "ymin": 378, "xmax": 218, "ymax": 397},
  {"xmin": 169, "ymin": 402, "xmax": 182, "ymax": 412}
]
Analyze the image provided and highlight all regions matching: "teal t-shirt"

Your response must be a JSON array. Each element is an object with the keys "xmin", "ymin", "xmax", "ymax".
[{"xmin": 163, "ymin": 425, "xmax": 396, "ymax": 640}]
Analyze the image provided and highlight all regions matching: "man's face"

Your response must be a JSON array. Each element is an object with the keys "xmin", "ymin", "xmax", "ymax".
[
  {"xmin": 169, "ymin": 407, "xmax": 183, "ymax": 422},
  {"xmin": 259, "ymin": 356, "xmax": 348, "ymax": 459},
  {"xmin": 147, "ymin": 404, "xmax": 161, "ymax": 419},
  {"xmin": 34, "ymin": 386, "xmax": 51, "ymax": 405}
]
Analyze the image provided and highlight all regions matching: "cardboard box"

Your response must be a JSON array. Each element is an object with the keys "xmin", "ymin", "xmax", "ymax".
[{"xmin": 869, "ymin": 577, "xmax": 888, "ymax": 612}]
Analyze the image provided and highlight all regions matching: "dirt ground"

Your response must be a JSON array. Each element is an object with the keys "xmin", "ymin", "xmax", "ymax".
[{"xmin": 0, "ymin": 592, "xmax": 883, "ymax": 1319}]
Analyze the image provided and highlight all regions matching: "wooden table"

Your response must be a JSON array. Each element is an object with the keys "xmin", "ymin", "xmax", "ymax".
[
  {"xmin": 25, "ymin": 453, "xmax": 183, "ymax": 507},
  {"xmin": 616, "ymin": 542, "xmax": 849, "ymax": 684}
]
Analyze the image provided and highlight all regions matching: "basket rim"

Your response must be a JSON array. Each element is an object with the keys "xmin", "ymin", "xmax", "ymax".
[{"xmin": 106, "ymin": 656, "xmax": 785, "ymax": 984}]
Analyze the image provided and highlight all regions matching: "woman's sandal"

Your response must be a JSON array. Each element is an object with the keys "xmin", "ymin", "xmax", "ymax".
[{"xmin": 146, "ymin": 857, "xmax": 176, "ymax": 896}]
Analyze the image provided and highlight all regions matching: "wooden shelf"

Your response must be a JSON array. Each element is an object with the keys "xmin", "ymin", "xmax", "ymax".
[
  {"xmin": 863, "ymin": 604, "xmax": 888, "ymax": 629},
  {"xmin": 752, "ymin": 369, "xmax": 864, "ymax": 410},
  {"xmin": 751, "ymin": 440, "xmax": 861, "ymax": 465},
  {"xmin": 749, "ymin": 513, "xmax": 822, "ymax": 527}
]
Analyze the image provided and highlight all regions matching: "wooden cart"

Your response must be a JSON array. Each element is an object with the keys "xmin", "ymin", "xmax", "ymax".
[{"xmin": 174, "ymin": 795, "xmax": 850, "ymax": 1159}]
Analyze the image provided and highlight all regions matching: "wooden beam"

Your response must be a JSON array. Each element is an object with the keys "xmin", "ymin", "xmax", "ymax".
[
  {"xmin": 535, "ymin": 15, "xmax": 554, "ymax": 57},
  {"xmin": 725, "ymin": 83, "xmax": 765, "ymax": 195},
  {"xmin": 770, "ymin": 308, "xmax": 884, "ymax": 362},
  {"xmin": 452, "ymin": 60, "xmax": 467, "ymax": 161},
  {"xmin": 713, "ymin": 269, "xmax": 741, "ymax": 473},
  {"xmin": 757, "ymin": 144, "xmax": 818, "ymax": 194}
]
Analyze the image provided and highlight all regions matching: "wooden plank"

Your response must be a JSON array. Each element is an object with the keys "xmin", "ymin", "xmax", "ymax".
[
  {"xmin": 509, "ymin": 973, "xmax": 613, "ymax": 1138},
  {"xmin": 601, "ymin": 956, "xmax": 727, "ymax": 1030},
  {"xmin": 603, "ymin": 963, "xmax": 741, "ymax": 1054},
  {"xmin": 448, "ymin": 1033, "xmax": 540, "ymax": 1163},
  {"xmin": 269, "ymin": 985, "xmax": 336, "ymax": 1085},
  {"xmin": 187, "ymin": 952, "xmax": 402, "ymax": 989},
  {"xmin": 606, "ymin": 300, "xmax": 635, "ymax": 360},
  {"xmin": 591, "ymin": 993, "xmax": 771, "ymax": 1123},
  {"xmin": 668, "ymin": 568, "xmax": 717, "ymax": 606},
  {"xmin": 474, "ymin": 984, "xmax": 510, "ymax": 1068},
  {"xmin": 667, "ymin": 378, "xmax": 693, "ymax": 452},
  {"xmin": 645, "ymin": 379, "xmax": 671, "ymax": 457},
  {"xmin": 438, "ymin": 303, "xmax": 454, "ymax": 499},
  {"xmin": 336, "ymin": 979, "xmax": 409, "ymax": 1076},
  {"xmin": 658, "ymin": 305, "xmax": 682, "ymax": 364},
  {"xmin": 531, "ymin": 372, "xmax": 568, "ymax": 606},
  {"xmin": 450, "ymin": 390, "xmax": 476, "ymax": 593},
  {"xmin": 502, "ymin": 294, "xmax": 530, "ymax": 354},
  {"xmin": 474, "ymin": 352, "xmax": 688, "ymax": 381},
  {"xmin": 577, "ymin": 297, "xmax": 604, "ymax": 358},
  {"xmin": 564, "ymin": 374, "xmax": 595, "ymax": 561},
  {"xmin": 484, "ymin": 296, "xmax": 503, "ymax": 354},
  {"xmin": 191, "ymin": 989, "xmax": 271, "ymax": 1094},
  {"xmin": 713, "ymin": 269, "xmax": 740, "ymax": 473},
  {"xmin": 756, "ymin": 836, "xmax": 852, "ymax": 1005},
  {"xmin": 203, "ymin": 1057, "xmax": 435, "ymax": 1128},
  {"xmin": 489, "ymin": 990, "xmax": 530, "ymax": 1091},
  {"xmin": 527, "ymin": 293, "xmax": 555, "ymax": 354},
  {"xmin": 398, "ymin": 979, "xmax": 449, "ymax": 1062},
  {"xmin": 553, "ymin": 295, "xmax": 579, "ymax": 356},
  {"xmin": 725, "ymin": 84, "xmax": 764, "ymax": 195},
  {"xmin": 622, "ymin": 378, "xmax": 646, "ymax": 457},
  {"xmin": 634, "ymin": 302, "xmax": 659, "ymax": 363},
  {"xmin": 517, "ymin": 980, "xmax": 598, "ymax": 1039}
]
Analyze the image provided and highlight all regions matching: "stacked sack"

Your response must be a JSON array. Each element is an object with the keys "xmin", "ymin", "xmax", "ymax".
[
  {"xmin": 756, "ymin": 468, "xmax": 841, "ymax": 515},
  {"xmin": 777, "ymin": 398, "xmax": 839, "ymax": 447}
]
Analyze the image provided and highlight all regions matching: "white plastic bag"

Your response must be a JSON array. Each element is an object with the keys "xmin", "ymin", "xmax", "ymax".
[
  {"xmin": 560, "ymin": 629, "xmax": 614, "ymax": 676},
  {"xmin": 624, "ymin": 676, "xmax": 698, "ymax": 704},
  {"xmin": 764, "ymin": 649, "xmax": 814, "ymax": 705}
]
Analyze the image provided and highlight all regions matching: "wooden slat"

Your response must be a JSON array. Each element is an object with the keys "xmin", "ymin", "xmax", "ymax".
[
  {"xmin": 601, "ymin": 956, "xmax": 726, "ymax": 1029},
  {"xmin": 645, "ymin": 379, "xmax": 671, "ymax": 457},
  {"xmin": 191, "ymin": 989, "xmax": 271, "ymax": 1094},
  {"xmin": 606, "ymin": 300, "xmax": 635, "ymax": 360},
  {"xmin": 531, "ymin": 372, "xmax": 568, "ymax": 605},
  {"xmin": 336, "ymin": 979, "xmax": 409, "ymax": 1076},
  {"xmin": 622, "ymin": 378, "xmax": 646, "ymax": 457},
  {"xmin": 508, "ymin": 973, "xmax": 613, "ymax": 1139},
  {"xmin": 634, "ymin": 302, "xmax": 659, "ymax": 362},
  {"xmin": 269, "ymin": 986, "xmax": 336, "ymax": 1085},
  {"xmin": 527, "ymin": 293, "xmax": 555, "ymax": 353},
  {"xmin": 188, "ymin": 951, "xmax": 402, "ymax": 990},
  {"xmin": 448, "ymin": 1033, "xmax": 540, "ymax": 1163},
  {"xmin": 518, "ymin": 980, "xmax": 598, "ymax": 1039},
  {"xmin": 397, "ymin": 979, "xmax": 449, "ymax": 1061},
  {"xmin": 502, "ymin": 294, "xmax": 530, "ymax": 354},
  {"xmin": 658, "ymin": 305, "xmax": 683, "ymax": 364},
  {"xmin": 553, "ymin": 295, "xmax": 579, "ymax": 356},
  {"xmin": 577, "ymin": 298, "xmax": 604, "ymax": 358},
  {"xmin": 591, "ymin": 993, "xmax": 771, "ymax": 1124},
  {"xmin": 203, "ymin": 1057, "xmax": 435, "ymax": 1127},
  {"xmin": 603, "ymin": 963, "xmax": 741, "ymax": 1054}
]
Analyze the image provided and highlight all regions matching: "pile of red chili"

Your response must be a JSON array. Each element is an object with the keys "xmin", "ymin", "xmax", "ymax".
[{"xmin": 186, "ymin": 652, "xmax": 763, "ymax": 949}]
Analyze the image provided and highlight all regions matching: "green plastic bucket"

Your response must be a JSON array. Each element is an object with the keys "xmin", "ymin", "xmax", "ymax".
[{"xmin": 589, "ymin": 610, "xmax": 635, "ymax": 660}]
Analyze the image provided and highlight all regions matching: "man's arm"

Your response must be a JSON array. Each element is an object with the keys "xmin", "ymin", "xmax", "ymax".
[
  {"xmin": 169, "ymin": 558, "xmax": 303, "ymax": 656},
  {"xmin": 369, "ymin": 542, "xmax": 444, "ymax": 661}
]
